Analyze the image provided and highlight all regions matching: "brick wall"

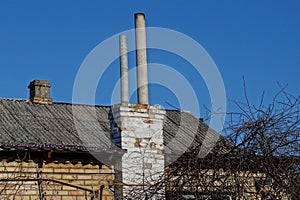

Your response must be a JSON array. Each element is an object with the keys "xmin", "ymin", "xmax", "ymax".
[{"xmin": 0, "ymin": 152, "xmax": 114, "ymax": 200}]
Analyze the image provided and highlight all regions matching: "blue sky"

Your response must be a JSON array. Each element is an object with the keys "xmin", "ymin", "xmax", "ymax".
[{"xmin": 0, "ymin": 1, "xmax": 299, "ymax": 118}]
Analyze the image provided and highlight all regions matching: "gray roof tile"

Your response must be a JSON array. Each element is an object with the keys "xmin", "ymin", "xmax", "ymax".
[{"xmin": 0, "ymin": 98, "xmax": 224, "ymax": 153}]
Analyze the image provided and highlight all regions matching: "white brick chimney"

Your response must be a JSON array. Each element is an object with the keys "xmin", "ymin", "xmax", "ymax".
[
  {"xmin": 109, "ymin": 13, "xmax": 165, "ymax": 199},
  {"xmin": 110, "ymin": 104, "xmax": 165, "ymax": 199}
]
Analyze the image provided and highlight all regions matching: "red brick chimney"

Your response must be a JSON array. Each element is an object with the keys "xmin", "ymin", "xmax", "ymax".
[{"xmin": 28, "ymin": 80, "xmax": 52, "ymax": 105}]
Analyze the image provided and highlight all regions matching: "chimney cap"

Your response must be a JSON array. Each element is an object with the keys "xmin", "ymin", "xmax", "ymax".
[
  {"xmin": 28, "ymin": 80, "xmax": 51, "ymax": 88},
  {"xmin": 134, "ymin": 13, "xmax": 145, "ymax": 18}
]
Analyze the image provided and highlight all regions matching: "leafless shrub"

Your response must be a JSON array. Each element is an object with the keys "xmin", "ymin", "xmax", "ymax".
[{"xmin": 147, "ymin": 85, "xmax": 299, "ymax": 200}]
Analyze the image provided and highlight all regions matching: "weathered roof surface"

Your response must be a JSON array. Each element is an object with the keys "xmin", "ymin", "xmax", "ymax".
[{"xmin": 0, "ymin": 98, "xmax": 222, "ymax": 153}]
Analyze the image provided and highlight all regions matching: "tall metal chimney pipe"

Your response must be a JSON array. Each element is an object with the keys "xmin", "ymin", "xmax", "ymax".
[
  {"xmin": 135, "ymin": 13, "xmax": 149, "ymax": 105},
  {"xmin": 119, "ymin": 35, "xmax": 129, "ymax": 103}
]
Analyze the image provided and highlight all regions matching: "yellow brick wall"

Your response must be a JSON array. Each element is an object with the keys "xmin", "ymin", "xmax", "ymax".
[{"xmin": 0, "ymin": 158, "xmax": 114, "ymax": 200}]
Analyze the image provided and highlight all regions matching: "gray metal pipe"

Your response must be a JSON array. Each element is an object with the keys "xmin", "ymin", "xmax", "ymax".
[
  {"xmin": 135, "ymin": 13, "xmax": 149, "ymax": 105},
  {"xmin": 119, "ymin": 35, "xmax": 129, "ymax": 103}
]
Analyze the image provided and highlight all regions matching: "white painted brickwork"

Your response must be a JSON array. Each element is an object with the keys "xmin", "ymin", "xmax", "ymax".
[{"xmin": 110, "ymin": 103, "xmax": 165, "ymax": 199}]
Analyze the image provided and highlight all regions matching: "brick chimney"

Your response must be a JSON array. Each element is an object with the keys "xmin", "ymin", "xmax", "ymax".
[
  {"xmin": 110, "ymin": 13, "xmax": 165, "ymax": 199},
  {"xmin": 28, "ymin": 80, "xmax": 52, "ymax": 105}
]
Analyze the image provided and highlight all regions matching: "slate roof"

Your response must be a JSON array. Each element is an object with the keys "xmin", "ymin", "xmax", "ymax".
[{"xmin": 0, "ymin": 98, "xmax": 223, "ymax": 153}]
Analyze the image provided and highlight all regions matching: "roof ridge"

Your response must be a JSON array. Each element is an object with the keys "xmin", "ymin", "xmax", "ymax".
[
  {"xmin": 0, "ymin": 97, "xmax": 111, "ymax": 107},
  {"xmin": 0, "ymin": 98, "xmax": 30, "ymax": 102}
]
